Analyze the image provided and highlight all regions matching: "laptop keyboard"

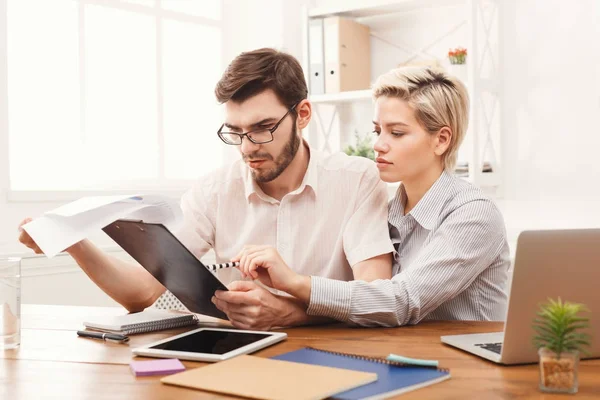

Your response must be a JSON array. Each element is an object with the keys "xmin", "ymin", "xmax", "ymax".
[{"xmin": 475, "ymin": 342, "xmax": 503, "ymax": 354}]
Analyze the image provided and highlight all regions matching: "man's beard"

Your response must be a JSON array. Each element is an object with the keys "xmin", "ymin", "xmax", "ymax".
[{"xmin": 246, "ymin": 125, "xmax": 301, "ymax": 183}]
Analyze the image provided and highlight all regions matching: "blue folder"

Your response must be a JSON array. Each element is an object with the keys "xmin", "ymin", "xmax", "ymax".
[{"xmin": 272, "ymin": 347, "xmax": 450, "ymax": 399}]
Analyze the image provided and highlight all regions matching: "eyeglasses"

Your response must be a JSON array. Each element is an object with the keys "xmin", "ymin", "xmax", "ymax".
[{"xmin": 217, "ymin": 103, "xmax": 299, "ymax": 146}]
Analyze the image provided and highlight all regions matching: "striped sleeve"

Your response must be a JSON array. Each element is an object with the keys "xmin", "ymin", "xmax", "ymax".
[{"xmin": 307, "ymin": 200, "xmax": 506, "ymax": 327}]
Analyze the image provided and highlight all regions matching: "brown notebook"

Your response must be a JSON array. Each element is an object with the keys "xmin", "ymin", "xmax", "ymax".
[{"xmin": 161, "ymin": 354, "xmax": 377, "ymax": 400}]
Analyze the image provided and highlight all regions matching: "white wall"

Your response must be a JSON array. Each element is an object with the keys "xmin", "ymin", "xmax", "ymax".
[
  {"xmin": 0, "ymin": 0, "xmax": 54, "ymax": 255},
  {"xmin": 502, "ymin": 0, "xmax": 600, "ymax": 201},
  {"xmin": 497, "ymin": 0, "xmax": 600, "ymax": 246},
  {"xmin": 221, "ymin": 0, "xmax": 311, "ymax": 64}
]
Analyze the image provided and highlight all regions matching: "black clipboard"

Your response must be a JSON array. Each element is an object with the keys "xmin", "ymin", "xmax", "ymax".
[{"xmin": 103, "ymin": 219, "xmax": 228, "ymax": 320}]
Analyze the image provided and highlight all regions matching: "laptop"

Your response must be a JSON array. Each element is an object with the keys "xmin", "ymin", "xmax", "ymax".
[{"xmin": 441, "ymin": 229, "xmax": 600, "ymax": 364}]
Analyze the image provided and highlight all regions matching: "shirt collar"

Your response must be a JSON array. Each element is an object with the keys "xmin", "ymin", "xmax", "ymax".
[
  {"xmin": 390, "ymin": 170, "xmax": 455, "ymax": 230},
  {"xmin": 408, "ymin": 170, "xmax": 455, "ymax": 230},
  {"xmin": 243, "ymin": 140, "xmax": 319, "ymax": 203}
]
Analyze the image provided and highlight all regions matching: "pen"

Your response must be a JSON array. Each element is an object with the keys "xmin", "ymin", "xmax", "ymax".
[
  {"xmin": 77, "ymin": 330, "xmax": 130, "ymax": 343},
  {"xmin": 386, "ymin": 353, "xmax": 439, "ymax": 368},
  {"xmin": 206, "ymin": 261, "xmax": 240, "ymax": 272}
]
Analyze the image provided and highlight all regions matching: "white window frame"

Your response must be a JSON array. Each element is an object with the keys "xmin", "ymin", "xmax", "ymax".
[{"xmin": 2, "ymin": 0, "xmax": 225, "ymax": 203}]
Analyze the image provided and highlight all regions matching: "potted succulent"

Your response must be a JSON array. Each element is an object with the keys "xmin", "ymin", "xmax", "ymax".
[
  {"xmin": 344, "ymin": 132, "xmax": 375, "ymax": 161},
  {"xmin": 532, "ymin": 298, "xmax": 591, "ymax": 394}
]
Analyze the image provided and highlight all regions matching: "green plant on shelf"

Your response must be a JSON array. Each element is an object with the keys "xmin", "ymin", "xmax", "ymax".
[{"xmin": 344, "ymin": 132, "xmax": 375, "ymax": 161}]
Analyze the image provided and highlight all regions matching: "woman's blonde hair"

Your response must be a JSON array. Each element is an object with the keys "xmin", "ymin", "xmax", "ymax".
[{"xmin": 372, "ymin": 67, "xmax": 469, "ymax": 171}]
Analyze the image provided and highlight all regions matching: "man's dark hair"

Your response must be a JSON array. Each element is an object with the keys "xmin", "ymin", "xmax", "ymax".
[{"xmin": 214, "ymin": 48, "xmax": 308, "ymax": 111}]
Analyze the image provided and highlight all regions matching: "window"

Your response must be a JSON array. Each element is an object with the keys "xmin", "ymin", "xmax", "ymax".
[{"xmin": 7, "ymin": 0, "xmax": 224, "ymax": 192}]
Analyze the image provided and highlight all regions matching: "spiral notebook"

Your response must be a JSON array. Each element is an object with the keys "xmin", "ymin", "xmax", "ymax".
[
  {"xmin": 83, "ymin": 310, "xmax": 198, "ymax": 335},
  {"xmin": 272, "ymin": 347, "xmax": 451, "ymax": 400}
]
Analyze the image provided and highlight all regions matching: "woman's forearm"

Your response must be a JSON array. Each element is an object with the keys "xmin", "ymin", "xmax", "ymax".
[
  {"xmin": 285, "ymin": 253, "xmax": 393, "ymax": 305},
  {"xmin": 287, "ymin": 274, "xmax": 312, "ymax": 304}
]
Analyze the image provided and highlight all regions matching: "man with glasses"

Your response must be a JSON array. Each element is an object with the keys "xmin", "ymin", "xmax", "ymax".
[
  {"xmin": 216, "ymin": 102, "xmax": 300, "ymax": 184},
  {"xmin": 18, "ymin": 48, "xmax": 393, "ymax": 330}
]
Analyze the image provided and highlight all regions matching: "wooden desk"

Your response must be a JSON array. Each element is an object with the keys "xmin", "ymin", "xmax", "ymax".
[{"xmin": 2, "ymin": 305, "xmax": 599, "ymax": 399}]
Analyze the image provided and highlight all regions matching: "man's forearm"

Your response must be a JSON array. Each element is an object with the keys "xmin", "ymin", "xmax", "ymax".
[
  {"xmin": 352, "ymin": 253, "xmax": 393, "ymax": 281},
  {"xmin": 67, "ymin": 240, "xmax": 165, "ymax": 312},
  {"xmin": 281, "ymin": 294, "xmax": 332, "ymax": 327}
]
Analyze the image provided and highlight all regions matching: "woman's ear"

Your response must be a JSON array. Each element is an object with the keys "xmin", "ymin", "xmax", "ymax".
[
  {"xmin": 434, "ymin": 126, "xmax": 452, "ymax": 156},
  {"xmin": 295, "ymin": 99, "xmax": 312, "ymax": 131}
]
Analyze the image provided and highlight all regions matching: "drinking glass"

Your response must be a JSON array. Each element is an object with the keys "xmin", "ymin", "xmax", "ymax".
[{"xmin": 0, "ymin": 257, "xmax": 21, "ymax": 349}]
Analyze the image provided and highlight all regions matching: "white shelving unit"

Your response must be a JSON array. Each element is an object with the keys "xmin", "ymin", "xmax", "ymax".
[
  {"xmin": 310, "ymin": 89, "xmax": 372, "ymax": 104},
  {"xmin": 302, "ymin": 0, "xmax": 504, "ymax": 195},
  {"xmin": 308, "ymin": 0, "xmax": 466, "ymax": 19}
]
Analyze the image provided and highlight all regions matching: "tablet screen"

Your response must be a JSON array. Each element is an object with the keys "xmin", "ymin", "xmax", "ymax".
[{"xmin": 149, "ymin": 329, "xmax": 272, "ymax": 355}]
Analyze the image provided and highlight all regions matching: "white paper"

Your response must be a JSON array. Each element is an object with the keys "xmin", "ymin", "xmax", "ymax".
[
  {"xmin": 23, "ymin": 194, "xmax": 183, "ymax": 258},
  {"xmin": 48, "ymin": 194, "xmax": 137, "ymax": 217}
]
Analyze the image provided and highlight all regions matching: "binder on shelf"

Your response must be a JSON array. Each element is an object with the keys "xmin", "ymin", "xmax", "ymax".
[
  {"xmin": 324, "ymin": 16, "xmax": 371, "ymax": 94},
  {"xmin": 308, "ymin": 18, "xmax": 326, "ymax": 95}
]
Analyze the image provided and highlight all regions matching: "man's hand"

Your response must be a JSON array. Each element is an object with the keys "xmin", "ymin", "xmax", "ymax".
[
  {"xmin": 18, "ymin": 218, "xmax": 44, "ymax": 254},
  {"xmin": 211, "ymin": 281, "xmax": 307, "ymax": 330},
  {"xmin": 18, "ymin": 217, "xmax": 82, "ymax": 256}
]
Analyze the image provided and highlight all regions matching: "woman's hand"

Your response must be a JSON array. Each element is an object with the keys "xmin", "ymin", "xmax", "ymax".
[
  {"xmin": 232, "ymin": 246, "xmax": 311, "ymax": 301},
  {"xmin": 232, "ymin": 245, "xmax": 296, "ymax": 292}
]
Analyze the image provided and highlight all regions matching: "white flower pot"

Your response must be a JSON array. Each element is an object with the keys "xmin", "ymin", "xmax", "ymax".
[{"xmin": 448, "ymin": 64, "xmax": 468, "ymax": 86}]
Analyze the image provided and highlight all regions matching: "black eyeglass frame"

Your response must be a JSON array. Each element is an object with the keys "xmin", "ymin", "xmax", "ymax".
[{"xmin": 217, "ymin": 102, "xmax": 300, "ymax": 145}]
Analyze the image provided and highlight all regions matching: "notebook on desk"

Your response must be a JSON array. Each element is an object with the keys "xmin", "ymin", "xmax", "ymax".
[
  {"xmin": 83, "ymin": 309, "xmax": 198, "ymax": 335},
  {"xmin": 161, "ymin": 354, "xmax": 378, "ymax": 400},
  {"xmin": 272, "ymin": 347, "xmax": 450, "ymax": 400}
]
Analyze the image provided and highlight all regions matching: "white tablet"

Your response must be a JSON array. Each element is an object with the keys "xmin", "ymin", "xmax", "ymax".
[{"xmin": 132, "ymin": 327, "xmax": 287, "ymax": 362}]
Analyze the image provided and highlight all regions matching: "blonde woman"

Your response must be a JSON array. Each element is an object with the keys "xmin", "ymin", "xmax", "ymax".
[{"xmin": 214, "ymin": 67, "xmax": 510, "ymax": 327}]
